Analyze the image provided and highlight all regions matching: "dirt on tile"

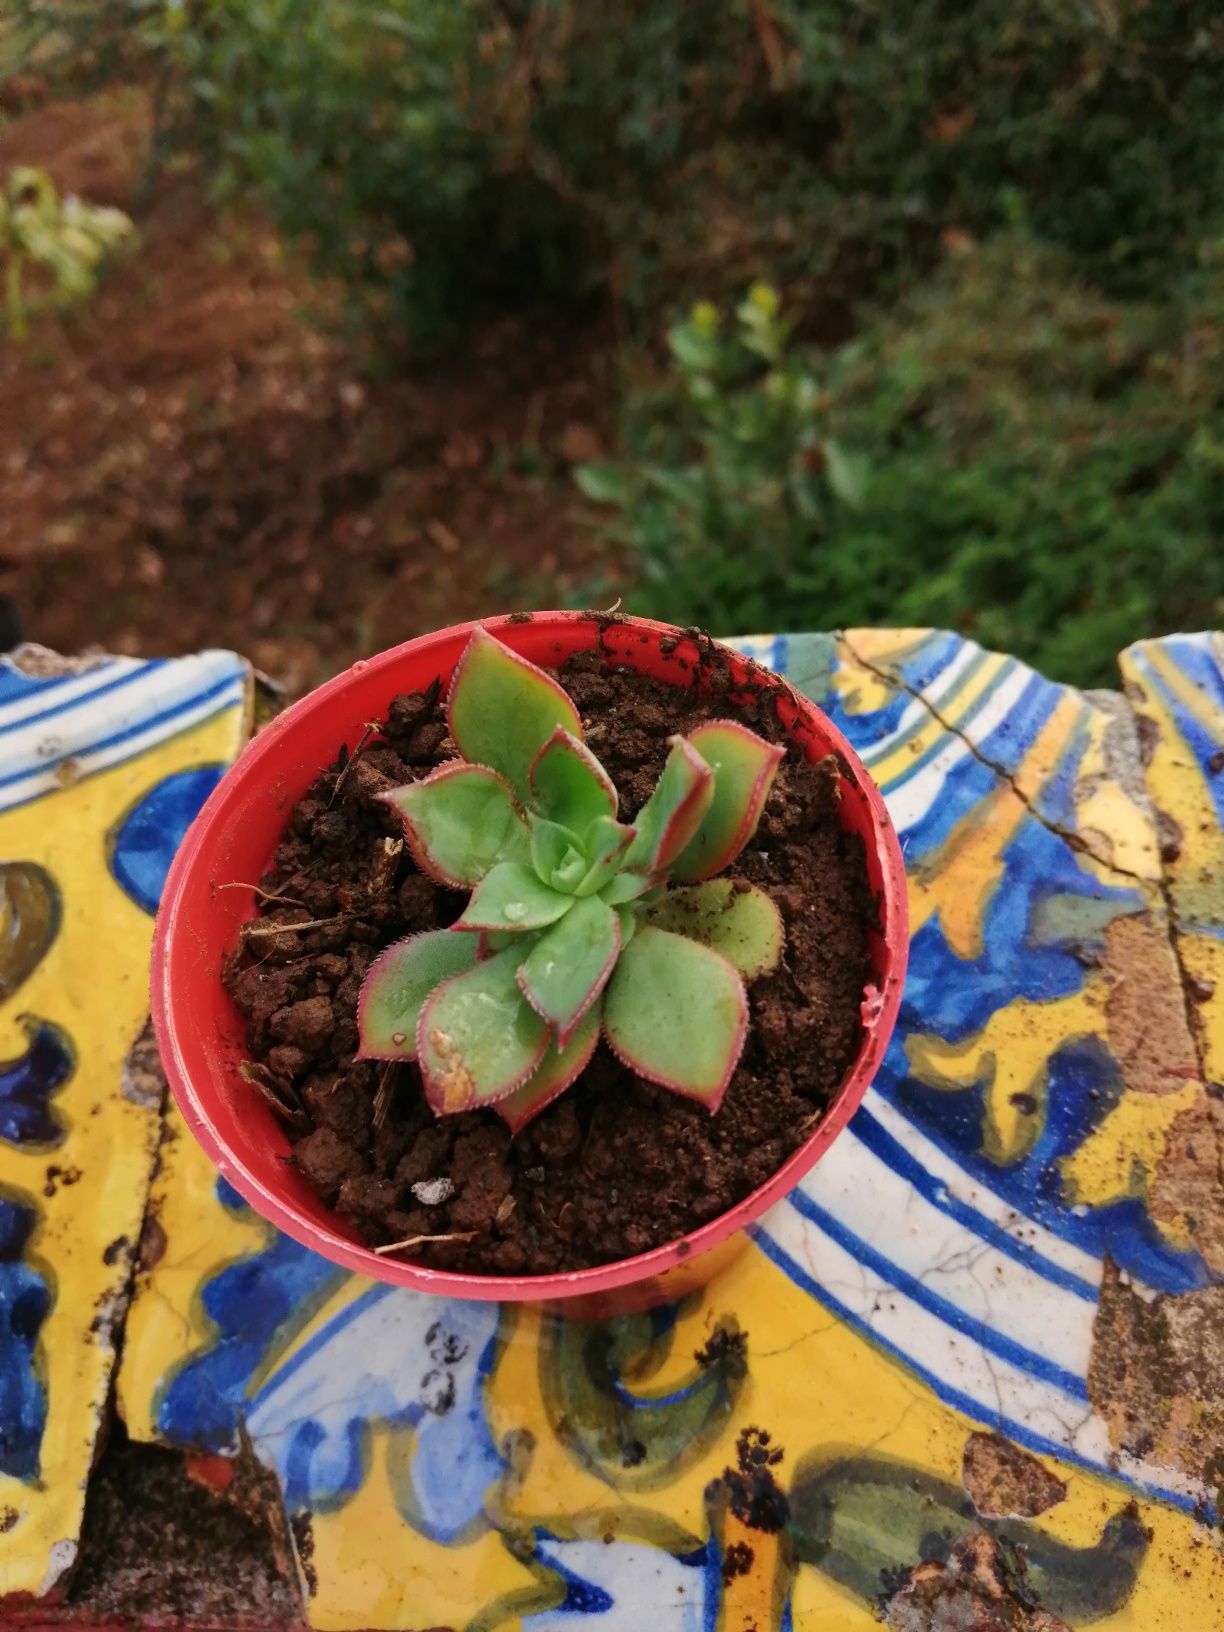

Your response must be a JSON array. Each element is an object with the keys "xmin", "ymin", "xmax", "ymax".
[
  {"xmin": 1149, "ymin": 1095, "xmax": 1224, "ymax": 1277},
  {"xmin": 962, "ymin": 1432, "xmax": 1067, "ymax": 1519},
  {"xmin": 706, "ymin": 1427, "xmax": 790, "ymax": 1535},
  {"xmin": 1104, "ymin": 915, "xmax": 1200, "ymax": 1098},
  {"xmin": 1089, "ymin": 1258, "xmax": 1224, "ymax": 1485},
  {"xmin": 66, "ymin": 1424, "xmax": 302, "ymax": 1626},
  {"xmin": 884, "ymin": 1531, "xmax": 1071, "ymax": 1632}
]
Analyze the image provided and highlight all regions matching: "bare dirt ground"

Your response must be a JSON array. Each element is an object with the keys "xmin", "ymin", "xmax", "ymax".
[{"xmin": 0, "ymin": 90, "xmax": 614, "ymax": 694}]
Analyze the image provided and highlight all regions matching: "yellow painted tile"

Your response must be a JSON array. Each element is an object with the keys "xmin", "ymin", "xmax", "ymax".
[
  {"xmin": 0, "ymin": 695, "xmax": 250, "ymax": 1599},
  {"xmin": 116, "ymin": 1097, "xmax": 272, "ymax": 1443},
  {"xmin": 1121, "ymin": 637, "xmax": 1224, "ymax": 1084},
  {"xmin": 305, "ymin": 1432, "xmax": 538, "ymax": 1631}
]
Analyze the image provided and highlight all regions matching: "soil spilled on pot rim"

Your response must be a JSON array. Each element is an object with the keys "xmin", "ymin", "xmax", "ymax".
[{"xmin": 223, "ymin": 644, "xmax": 874, "ymax": 1276}]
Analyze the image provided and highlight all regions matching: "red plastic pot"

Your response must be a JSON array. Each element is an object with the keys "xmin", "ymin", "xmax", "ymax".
[{"xmin": 152, "ymin": 613, "xmax": 907, "ymax": 1316}]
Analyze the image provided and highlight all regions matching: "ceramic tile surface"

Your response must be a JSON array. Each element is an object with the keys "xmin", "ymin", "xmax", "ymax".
[
  {"xmin": 5, "ymin": 630, "xmax": 1224, "ymax": 1628},
  {"xmin": 0, "ymin": 648, "xmax": 252, "ymax": 1599},
  {"xmin": 1120, "ymin": 635, "xmax": 1224, "ymax": 1088}
]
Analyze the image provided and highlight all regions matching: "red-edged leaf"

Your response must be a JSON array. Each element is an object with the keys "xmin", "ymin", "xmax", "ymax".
[
  {"xmin": 494, "ymin": 1005, "xmax": 601, "ymax": 1134},
  {"xmin": 417, "ymin": 947, "xmax": 549, "ymax": 1114},
  {"xmin": 446, "ymin": 627, "xmax": 582, "ymax": 800},
  {"xmin": 454, "ymin": 861, "xmax": 573, "ymax": 933},
  {"xmin": 381, "ymin": 763, "xmax": 526, "ymax": 888},
  {"xmin": 530, "ymin": 727, "xmax": 618, "ymax": 827},
  {"xmin": 644, "ymin": 879, "xmax": 783, "ymax": 978},
  {"xmin": 357, "ymin": 930, "xmax": 479, "ymax": 1060},
  {"xmin": 602, "ymin": 926, "xmax": 747, "ymax": 1111},
  {"xmin": 517, "ymin": 894, "xmax": 619, "ymax": 1046},
  {"xmin": 623, "ymin": 737, "xmax": 714, "ymax": 875},
  {"xmin": 669, "ymin": 721, "xmax": 785, "ymax": 882}
]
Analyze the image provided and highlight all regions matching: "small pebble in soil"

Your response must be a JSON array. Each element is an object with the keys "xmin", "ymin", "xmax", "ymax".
[{"xmin": 412, "ymin": 1177, "xmax": 456, "ymax": 1206}]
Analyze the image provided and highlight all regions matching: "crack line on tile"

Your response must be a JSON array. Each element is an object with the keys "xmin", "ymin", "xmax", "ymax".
[{"xmin": 839, "ymin": 633, "xmax": 1149, "ymax": 886}]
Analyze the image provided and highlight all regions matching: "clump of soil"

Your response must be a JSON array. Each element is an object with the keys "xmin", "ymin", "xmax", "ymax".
[
  {"xmin": 707, "ymin": 1426, "xmax": 790, "ymax": 1534},
  {"xmin": 223, "ymin": 641, "xmax": 873, "ymax": 1275}
]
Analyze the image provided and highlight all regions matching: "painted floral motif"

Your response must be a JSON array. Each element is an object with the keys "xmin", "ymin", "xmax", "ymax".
[
  {"xmin": 0, "ymin": 1018, "xmax": 71, "ymax": 1147},
  {"xmin": 157, "ymin": 1180, "xmax": 505, "ymax": 1544},
  {"xmin": 0, "ymin": 1195, "xmax": 49, "ymax": 1478},
  {"xmin": 108, "ymin": 763, "xmax": 228, "ymax": 913}
]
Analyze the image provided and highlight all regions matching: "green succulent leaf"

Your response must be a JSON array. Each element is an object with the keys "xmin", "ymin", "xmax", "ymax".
[
  {"xmin": 573, "ymin": 816, "xmax": 637, "ymax": 895},
  {"xmin": 447, "ymin": 627, "xmax": 582, "ymax": 800},
  {"xmin": 417, "ymin": 946, "xmax": 549, "ymax": 1113},
  {"xmin": 455, "ymin": 860, "xmax": 575, "ymax": 933},
  {"xmin": 357, "ymin": 930, "xmax": 480, "ymax": 1060},
  {"xmin": 518, "ymin": 893, "xmax": 620, "ymax": 1045},
  {"xmin": 598, "ymin": 869, "xmax": 657, "ymax": 907},
  {"xmin": 623, "ymin": 737, "xmax": 714, "ymax": 875},
  {"xmin": 602, "ymin": 926, "xmax": 747, "ymax": 1110},
  {"xmin": 530, "ymin": 727, "xmax": 618, "ymax": 828},
  {"xmin": 529, "ymin": 814, "xmax": 589, "ymax": 891},
  {"xmin": 493, "ymin": 1004, "xmax": 602, "ymax": 1135},
  {"xmin": 382, "ymin": 763, "xmax": 526, "ymax": 888},
  {"xmin": 669, "ymin": 721, "xmax": 785, "ymax": 882},
  {"xmin": 644, "ymin": 879, "xmax": 783, "ymax": 979}
]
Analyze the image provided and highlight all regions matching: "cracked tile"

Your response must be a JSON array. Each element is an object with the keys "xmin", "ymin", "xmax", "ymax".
[
  {"xmin": 0, "ymin": 649, "xmax": 251, "ymax": 1604},
  {"xmin": 1121, "ymin": 634, "xmax": 1224, "ymax": 1087}
]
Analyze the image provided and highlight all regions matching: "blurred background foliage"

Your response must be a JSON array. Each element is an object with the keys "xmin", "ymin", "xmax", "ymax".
[
  {"xmin": 1, "ymin": 163, "xmax": 134, "ymax": 337},
  {"xmin": 5, "ymin": 0, "xmax": 1224, "ymax": 683}
]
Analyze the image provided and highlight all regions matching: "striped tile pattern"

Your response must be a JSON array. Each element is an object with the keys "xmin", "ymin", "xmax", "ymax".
[
  {"xmin": 0, "ymin": 650, "xmax": 249, "ymax": 813},
  {"xmin": 741, "ymin": 630, "xmax": 1201, "ymax": 1511}
]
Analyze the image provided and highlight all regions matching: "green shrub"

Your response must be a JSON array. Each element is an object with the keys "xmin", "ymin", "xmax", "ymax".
[
  {"xmin": 2, "ymin": 3, "xmax": 158, "ymax": 105},
  {"xmin": 768, "ymin": 0, "xmax": 1224, "ymax": 301},
  {"xmin": 160, "ymin": 1, "xmax": 519, "ymax": 346},
  {"xmin": 132, "ymin": 0, "xmax": 746, "ymax": 347},
  {"xmin": 580, "ymin": 242, "xmax": 1224, "ymax": 685},
  {"xmin": 830, "ymin": 233, "xmax": 1224, "ymax": 682},
  {"xmin": 575, "ymin": 281, "xmax": 865, "ymax": 634},
  {"xmin": 17, "ymin": 2, "xmax": 1221, "ymax": 346}
]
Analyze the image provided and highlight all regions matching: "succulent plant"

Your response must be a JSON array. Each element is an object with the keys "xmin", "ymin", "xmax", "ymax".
[{"xmin": 357, "ymin": 628, "xmax": 786, "ymax": 1132}]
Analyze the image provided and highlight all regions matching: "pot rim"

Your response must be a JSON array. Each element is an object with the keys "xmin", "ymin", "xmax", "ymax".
[{"xmin": 151, "ymin": 611, "xmax": 908, "ymax": 1302}]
